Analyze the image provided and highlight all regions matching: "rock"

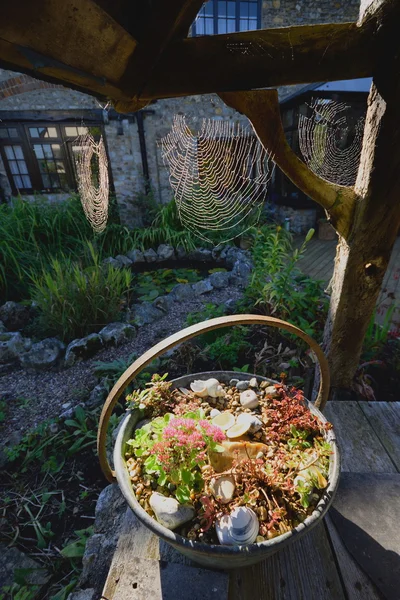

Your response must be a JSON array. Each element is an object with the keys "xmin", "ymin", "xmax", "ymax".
[
  {"xmin": 152, "ymin": 294, "xmax": 174, "ymax": 313},
  {"xmin": 236, "ymin": 380, "xmax": 250, "ymax": 391},
  {"xmin": 240, "ymin": 389, "xmax": 259, "ymax": 409},
  {"xmin": 60, "ymin": 403, "xmax": 83, "ymax": 420},
  {"xmin": 149, "ymin": 492, "xmax": 194, "ymax": 530},
  {"xmin": 224, "ymin": 298, "xmax": 238, "ymax": 313},
  {"xmin": 0, "ymin": 331, "xmax": 31, "ymax": 364},
  {"xmin": 99, "ymin": 322, "xmax": 136, "ymax": 347},
  {"xmin": 132, "ymin": 302, "xmax": 164, "ymax": 326},
  {"xmin": 210, "ymin": 475, "xmax": 236, "ymax": 504},
  {"xmin": 143, "ymin": 248, "xmax": 158, "ymax": 263},
  {"xmin": 237, "ymin": 412, "xmax": 263, "ymax": 433},
  {"xmin": 0, "ymin": 301, "xmax": 32, "ymax": 331},
  {"xmin": 249, "ymin": 377, "xmax": 258, "ymax": 388},
  {"xmin": 0, "ymin": 320, "xmax": 5, "ymax": 333},
  {"xmin": 67, "ymin": 589, "xmax": 96, "ymax": 600},
  {"xmin": 86, "ymin": 381, "xmax": 108, "ymax": 408},
  {"xmin": 192, "ymin": 279, "xmax": 213, "ymax": 295},
  {"xmin": 95, "ymin": 484, "xmax": 126, "ymax": 534},
  {"xmin": 0, "ymin": 543, "xmax": 49, "ymax": 588},
  {"xmin": 208, "ymin": 270, "xmax": 230, "ymax": 289},
  {"xmin": 229, "ymin": 258, "xmax": 253, "ymax": 288},
  {"xmin": 209, "ymin": 441, "xmax": 268, "ymax": 472},
  {"xmin": 170, "ymin": 283, "xmax": 195, "ymax": 302},
  {"xmin": 102, "ymin": 257, "xmax": 121, "ymax": 269},
  {"xmin": 126, "ymin": 249, "xmax": 145, "ymax": 263},
  {"xmin": 20, "ymin": 337, "xmax": 65, "ymax": 370},
  {"xmin": 187, "ymin": 248, "xmax": 213, "ymax": 262},
  {"xmin": 263, "ymin": 385, "xmax": 280, "ymax": 398},
  {"xmin": 212, "ymin": 245, "xmax": 227, "ymax": 262},
  {"xmin": 176, "ymin": 246, "xmax": 187, "ymax": 259},
  {"xmin": 65, "ymin": 334, "xmax": 103, "ymax": 367},
  {"xmin": 229, "ymin": 378, "xmax": 239, "ymax": 386},
  {"xmin": 157, "ymin": 244, "xmax": 175, "ymax": 261},
  {"xmin": 115, "ymin": 254, "xmax": 133, "ymax": 267}
]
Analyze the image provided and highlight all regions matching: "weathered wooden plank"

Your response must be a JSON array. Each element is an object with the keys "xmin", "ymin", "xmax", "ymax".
[
  {"xmin": 324, "ymin": 401, "xmax": 396, "ymax": 472},
  {"xmin": 105, "ymin": 557, "xmax": 229, "ymax": 600},
  {"xmin": 359, "ymin": 402, "xmax": 400, "ymax": 471},
  {"xmin": 229, "ymin": 523, "xmax": 345, "ymax": 600},
  {"xmin": 324, "ymin": 516, "xmax": 382, "ymax": 600}
]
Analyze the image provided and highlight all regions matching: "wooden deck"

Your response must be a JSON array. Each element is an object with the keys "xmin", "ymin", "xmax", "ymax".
[
  {"xmin": 102, "ymin": 402, "xmax": 400, "ymax": 600},
  {"xmin": 297, "ymin": 236, "xmax": 400, "ymax": 325}
]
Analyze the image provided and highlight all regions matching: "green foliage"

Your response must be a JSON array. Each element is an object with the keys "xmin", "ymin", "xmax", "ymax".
[
  {"xmin": 247, "ymin": 226, "xmax": 328, "ymax": 338},
  {"xmin": 136, "ymin": 268, "xmax": 202, "ymax": 302},
  {"xmin": 30, "ymin": 242, "xmax": 132, "ymax": 341},
  {"xmin": 186, "ymin": 303, "xmax": 227, "ymax": 327},
  {"xmin": 363, "ymin": 302, "xmax": 397, "ymax": 355}
]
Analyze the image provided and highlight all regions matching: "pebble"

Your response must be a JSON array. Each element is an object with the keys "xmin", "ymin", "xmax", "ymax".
[
  {"xmin": 256, "ymin": 535, "xmax": 266, "ymax": 543},
  {"xmin": 256, "ymin": 451, "xmax": 264, "ymax": 459},
  {"xmin": 229, "ymin": 378, "xmax": 239, "ymax": 386},
  {"xmin": 236, "ymin": 380, "xmax": 250, "ymax": 391},
  {"xmin": 258, "ymin": 506, "xmax": 268, "ymax": 521},
  {"xmin": 239, "ymin": 389, "xmax": 259, "ymax": 409},
  {"xmin": 249, "ymin": 377, "xmax": 258, "ymax": 388},
  {"xmin": 149, "ymin": 492, "xmax": 195, "ymax": 530}
]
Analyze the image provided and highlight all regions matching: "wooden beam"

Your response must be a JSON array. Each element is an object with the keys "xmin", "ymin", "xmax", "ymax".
[
  {"xmin": 141, "ymin": 21, "xmax": 372, "ymax": 100},
  {"xmin": 219, "ymin": 90, "xmax": 356, "ymax": 239}
]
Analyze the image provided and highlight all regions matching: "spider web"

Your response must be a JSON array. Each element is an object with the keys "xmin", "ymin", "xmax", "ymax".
[
  {"xmin": 298, "ymin": 99, "xmax": 365, "ymax": 187},
  {"xmin": 160, "ymin": 115, "xmax": 273, "ymax": 243},
  {"xmin": 75, "ymin": 132, "xmax": 109, "ymax": 233}
]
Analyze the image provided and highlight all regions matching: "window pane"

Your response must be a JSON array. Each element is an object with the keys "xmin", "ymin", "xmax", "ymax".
[
  {"xmin": 227, "ymin": 1, "xmax": 235, "ymax": 17},
  {"xmin": 14, "ymin": 146, "xmax": 24, "ymax": 160},
  {"xmin": 247, "ymin": 17, "xmax": 257, "ymax": 30},
  {"xmin": 65, "ymin": 126, "xmax": 78, "ymax": 137},
  {"xmin": 204, "ymin": 0, "xmax": 214, "ymax": 16},
  {"xmin": 4, "ymin": 146, "xmax": 15, "ymax": 160},
  {"xmin": 218, "ymin": 18, "xmax": 227, "ymax": 33},
  {"xmin": 240, "ymin": 18, "xmax": 249, "ymax": 30},
  {"xmin": 17, "ymin": 160, "xmax": 28, "ymax": 174},
  {"xmin": 58, "ymin": 172, "xmax": 68, "ymax": 187},
  {"xmin": 43, "ymin": 145, "xmax": 54, "ymax": 159},
  {"xmin": 77, "ymin": 126, "xmax": 89, "ymax": 136},
  {"xmin": 46, "ymin": 127, "xmax": 57, "ymax": 138},
  {"xmin": 33, "ymin": 145, "xmax": 44, "ymax": 159},
  {"xmin": 56, "ymin": 161, "xmax": 66, "ymax": 173},
  {"xmin": 8, "ymin": 128, "xmax": 18, "ymax": 138},
  {"xmin": 227, "ymin": 18, "xmax": 235, "ymax": 32},
  {"xmin": 9, "ymin": 161, "xmax": 18, "ymax": 175},
  {"xmin": 29, "ymin": 127, "xmax": 39, "ymax": 138},
  {"xmin": 218, "ymin": 1, "xmax": 227, "ymax": 17},
  {"xmin": 0, "ymin": 129, "xmax": 9, "ymax": 138},
  {"xmin": 196, "ymin": 20, "xmax": 205, "ymax": 35},
  {"xmin": 89, "ymin": 126, "xmax": 101, "ymax": 137},
  {"xmin": 41, "ymin": 174, "xmax": 50, "ymax": 188},
  {"xmin": 49, "ymin": 173, "xmax": 60, "ymax": 187},
  {"xmin": 21, "ymin": 175, "xmax": 32, "ymax": 188},
  {"xmin": 205, "ymin": 17, "xmax": 214, "ymax": 34},
  {"xmin": 52, "ymin": 144, "xmax": 62, "ymax": 159},
  {"xmin": 240, "ymin": 2, "xmax": 249, "ymax": 17},
  {"xmin": 13, "ymin": 175, "xmax": 23, "ymax": 189}
]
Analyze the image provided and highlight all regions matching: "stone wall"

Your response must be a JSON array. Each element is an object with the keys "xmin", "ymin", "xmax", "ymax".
[{"xmin": 262, "ymin": 0, "xmax": 360, "ymax": 27}]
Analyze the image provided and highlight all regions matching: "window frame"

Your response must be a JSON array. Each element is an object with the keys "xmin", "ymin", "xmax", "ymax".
[
  {"xmin": 192, "ymin": 0, "xmax": 262, "ymax": 36},
  {"xmin": 0, "ymin": 121, "xmax": 107, "ymax": 196}
]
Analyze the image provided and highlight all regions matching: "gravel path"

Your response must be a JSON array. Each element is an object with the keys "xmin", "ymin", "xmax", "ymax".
[{"xmin": 0, "ymin": 287, "xmax": 243, "ymax": 440}]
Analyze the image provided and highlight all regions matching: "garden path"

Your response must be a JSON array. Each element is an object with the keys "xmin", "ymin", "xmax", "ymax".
[
  {"xmin": 101, "ymin": 401, "xmax": 400, "ymax": 600},
  {"xmin": 297, "ymin": 236, "xmax": 400, "ymax": 326}
]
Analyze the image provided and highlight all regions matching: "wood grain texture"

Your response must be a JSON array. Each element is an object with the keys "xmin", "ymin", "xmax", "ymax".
[
  {"xmin": 324, "ymin": 516, "xmax": 383, "ymax": 600},
  {"xmin": 229, "ymin": 523, "xmax": 345, "ymax": 600},
  {"xmin": 324, "ymin": 402, "xmax": 396, "ymax": 473},
  {"xmin": 359, "ymin": 402, "xmax": 400, "ymax": 471}
]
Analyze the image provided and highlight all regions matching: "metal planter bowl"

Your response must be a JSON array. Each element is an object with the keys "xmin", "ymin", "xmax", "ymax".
[{"xmin": 114, "ymin": 371, "xmax": 340, "ymax": 570}]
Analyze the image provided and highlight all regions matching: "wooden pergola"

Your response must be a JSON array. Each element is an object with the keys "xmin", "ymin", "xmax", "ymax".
[{"xmin": 1, "ymin": 0, "xmax": 400, "ymax": 394}]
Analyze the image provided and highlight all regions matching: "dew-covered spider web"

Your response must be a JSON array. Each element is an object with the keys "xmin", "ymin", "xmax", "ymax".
[
  {"xmin": 75, "ymin": 132, "xmax": 109, "ymax": 233},
  {"xmin": 298, "ymin": 99, "xmax": 365, "ymax": 187},
  {"xmin": 160, "ymin": 115, "xmax": 274, "ymax": 243}
]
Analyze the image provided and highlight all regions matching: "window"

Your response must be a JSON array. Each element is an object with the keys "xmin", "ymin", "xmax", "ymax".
[
  {"xmin": 192, "ymin": 0, "xmax": 260, "ymax": 36},
  {"xmin": 0, "ymin": 123, "xmax": 105, "ymax": 195}
]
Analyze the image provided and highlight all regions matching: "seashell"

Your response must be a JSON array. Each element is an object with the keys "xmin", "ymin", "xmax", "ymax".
[
  {"xmin": 256, "ymin": 451, "xmax": 264, "ymax": 459},
  {"xmin": 149, "ymin": 492, "xmax": 194, "ymax": 530},
  {"xmin": 210, "ymin": 408, "xmax": 221, "ymax": 418},
  {"xmin": 210, "ymin": 475, "xmax": 236, "ymax": 504},
  {"xmin": 190, "ymin": 378, "xmax": 225, "ymax": 398},
  {"xmin": 178, "ymin": 387, "xmax": 190, "ymax": 395},
  {"xmin": 236, "ymin": 380, "xmax": 250, "ymax": 391},
  {"xmin": 239, "ymin": 389, "xmax": 259, "ymax": 409},
  {"xmin": 209, "ymin": 441, "xmax": 268, "ymax": 472},
  {"xmin": 249, "ymin": 377, "xmax": 258, "ymax": 388},
  {"xmin": 212, "ymin": 411, "xmax": 236, "ymax": 431},
  {"xmin": 215, "ymin": 507, "xmax": 259, "ymax": 545},
  {"xmin": 236, "ymin": 412, "xmax": 263, "ymax": 433},
  {"xmin": 226, "ymin": 420, "xmax": 251, "ymax": 438}
]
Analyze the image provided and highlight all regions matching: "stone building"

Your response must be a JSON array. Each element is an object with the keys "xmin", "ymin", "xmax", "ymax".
[{"xmin": 0, "ymin": 1, "xmax": 361, "ymax": 229}]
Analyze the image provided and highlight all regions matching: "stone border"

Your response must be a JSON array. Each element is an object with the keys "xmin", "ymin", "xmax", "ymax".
[{"xmin": 0, "ymin": 245, "xmax": 253, "ymax": 373}]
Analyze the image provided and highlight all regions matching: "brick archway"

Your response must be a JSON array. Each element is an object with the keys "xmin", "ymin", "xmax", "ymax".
[{"xmin": 0, "ymin": 74, "xmax": 62, "ymax": 100}]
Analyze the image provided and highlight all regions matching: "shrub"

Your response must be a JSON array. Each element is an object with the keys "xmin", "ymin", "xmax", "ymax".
[{"xmin": 30, "ymin": 243, "xmax": 132, "ymax": 341}]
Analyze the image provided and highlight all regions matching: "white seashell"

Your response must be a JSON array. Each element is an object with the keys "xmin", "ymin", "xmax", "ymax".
[
  {"xmin": 149, "ymin": 492, "xmax": 194, "ymax": 530},
  {"xmin": 239, "ymin": 389, "xmax": 259, "ymax": 409},
  {"xmin": 190, "ymin": 378, "xmax": 225, "ymax": 398},
  {"xmin": 216, "ymin": 507, "xmax": 259, "ymax": 545},
  {"xmin": 179, "ymin": 387, "xmax": 190, "ymax": 395},
  {"xmin": 256, "ymin": 451, "xmax": 264, "ymax": 459},
  {"xmin": 210, "ymin": 408, "xmax": 221, "ymax": 418},
  {"xmin": 236, "ymin": 412, "xmax": 262, "ymax": 433},
  {"xmin": 249, "ymin": 377, "xmax": 258, "ymax": 388},
  {"xmin": 210, "ymin": 475, "xmax": 236, "ymax": 504}
]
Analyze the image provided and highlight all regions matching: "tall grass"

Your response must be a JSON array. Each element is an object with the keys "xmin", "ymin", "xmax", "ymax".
[{"xmin": 30, "ymin": 243, "xmax": 133, "ymax": 341}]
